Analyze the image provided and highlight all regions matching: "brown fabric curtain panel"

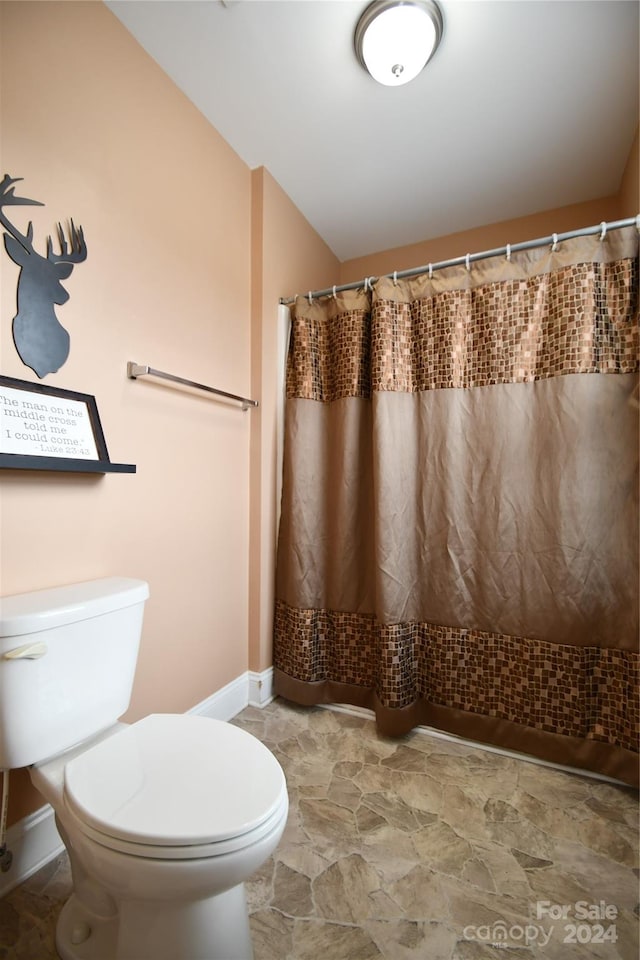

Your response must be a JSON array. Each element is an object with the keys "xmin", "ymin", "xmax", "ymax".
[{"xmin": 274, "ymin": 227, "xmax": 639, "ymax": 786}]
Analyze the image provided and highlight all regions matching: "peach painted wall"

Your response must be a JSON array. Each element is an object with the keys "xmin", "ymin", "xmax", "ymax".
[
  {"xmin": 1, "ymin": 1, "xmax": 254, "ymax": 823},
  {"xmin": 249, "ymin": 168, "xmax": 339, "ymax": 674}
]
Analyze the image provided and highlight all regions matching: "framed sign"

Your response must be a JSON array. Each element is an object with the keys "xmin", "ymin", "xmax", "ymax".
[{"xmin": 0, "ymin": 375, "xmax": 108, "ymax": 462}]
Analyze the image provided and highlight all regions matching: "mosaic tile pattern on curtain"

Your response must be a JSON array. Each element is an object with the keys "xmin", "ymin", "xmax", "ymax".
[
  {"xmin": 287, "ymin": 260, "xmax": 638, "ymax": 402},
  {"xmin": 274, "ymin": 599, "xmax": 639, "ymax": 752}
]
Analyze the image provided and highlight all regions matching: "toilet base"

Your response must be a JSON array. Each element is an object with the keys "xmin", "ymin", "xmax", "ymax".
[
  {"xmin": 55, "ymin": 883, "xmax": 254, "ymax": 960},
  {"xmin": 56, "ymin": 894, "xmax": 117, "ymax": 960}
]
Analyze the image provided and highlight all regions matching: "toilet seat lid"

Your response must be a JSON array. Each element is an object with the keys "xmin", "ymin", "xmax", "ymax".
[{"xmin": 63, "ymin": 714, "xmax": 287, "ymax": 848}]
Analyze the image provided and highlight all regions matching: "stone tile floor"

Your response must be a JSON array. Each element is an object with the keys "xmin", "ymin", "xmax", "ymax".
[{"xmin": 1, "ymin": 698, "xmax": 638, "ymax": 959}]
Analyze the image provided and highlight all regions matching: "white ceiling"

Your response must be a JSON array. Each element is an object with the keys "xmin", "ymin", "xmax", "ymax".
[{"xmin": 107, "ymin": 0, "xmax": 639, "ymax": 262}]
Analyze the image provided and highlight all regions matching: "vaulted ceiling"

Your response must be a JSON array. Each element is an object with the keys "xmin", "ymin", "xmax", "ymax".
[{"xmin": 107, "ymin": 0, "xmax": 639, "ymax": 261}]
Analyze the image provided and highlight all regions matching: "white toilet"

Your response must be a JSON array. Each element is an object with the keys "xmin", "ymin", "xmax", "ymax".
[{"xmin": 0, "ymin": 577, "xmax": 288, "ymax": 960}]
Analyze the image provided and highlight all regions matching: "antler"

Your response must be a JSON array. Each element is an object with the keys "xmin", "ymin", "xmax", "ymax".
[
  {"xmin": 47, "ymin": 219, "xmax": 87, "ymax": 264},
  {"xmin": 0, "ymin": 173, "xmax": 44, "ymax": 254},
  {"xmin": 0, "ymin": 174, "xmax": 44, "ymax": 208}
]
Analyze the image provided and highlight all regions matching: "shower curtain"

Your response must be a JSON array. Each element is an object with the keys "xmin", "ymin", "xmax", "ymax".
[{"xmin": 273, "ymin": 227, "xmax": 639, "ymax": 787}]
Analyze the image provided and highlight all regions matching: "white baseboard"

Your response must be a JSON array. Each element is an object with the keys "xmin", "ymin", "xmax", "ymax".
[
  {"xmin": 0, "ymin": 802, "xmax": 64, "ymax": 898},
  {"xmin": 1, "ymin": 668, "xmax": 275, "ymax": 897},
  {"xmin": 249, "ymin": 666, "xmax": 274, "ymax": 707},
  {"xmin": 187, "ymin": 667, "xmax": 274, "ymax": 718},
  {"xmin": 187, "ymin": 671, "xmax": 250, "ymax": 721}
]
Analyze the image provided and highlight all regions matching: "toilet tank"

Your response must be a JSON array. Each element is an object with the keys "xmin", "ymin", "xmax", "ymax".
[{"xmin": 0, "ymin": 577, "xmax": 149, "ymax": 769}]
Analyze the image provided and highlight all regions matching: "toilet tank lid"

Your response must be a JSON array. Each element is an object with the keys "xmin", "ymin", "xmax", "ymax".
[{"xmin": 0, "ymin": 578, "xmax": 149, "ymax": 638}]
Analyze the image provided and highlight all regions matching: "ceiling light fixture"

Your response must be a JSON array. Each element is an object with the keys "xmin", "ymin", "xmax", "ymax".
[{"xmin": 355, "ymin": 0, "xmax": 443, "ymax": 87}]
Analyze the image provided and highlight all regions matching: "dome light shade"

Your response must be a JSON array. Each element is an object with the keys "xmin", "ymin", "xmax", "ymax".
[{"xmin": 355, "ymin": 0, "xmax": 443, "ymax": 87}]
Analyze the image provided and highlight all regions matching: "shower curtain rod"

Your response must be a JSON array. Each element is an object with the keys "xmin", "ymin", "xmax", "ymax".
[{"xmin": 279, "ymin": 214, "xmax": 639, "ymax": 305}]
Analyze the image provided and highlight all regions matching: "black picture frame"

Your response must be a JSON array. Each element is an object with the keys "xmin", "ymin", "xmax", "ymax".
[
  {"xmin": 0, "ymin": 374, "xmax": 109, "ymax": 462},
  {"xmin": 0, "ymin": 375, "xmax": 136, "ymax": 474}
]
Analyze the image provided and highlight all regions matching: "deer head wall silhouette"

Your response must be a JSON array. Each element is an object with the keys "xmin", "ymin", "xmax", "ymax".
[{"xmin": 1, "ymin": 174, "xmax": 87, "ymax": 378}]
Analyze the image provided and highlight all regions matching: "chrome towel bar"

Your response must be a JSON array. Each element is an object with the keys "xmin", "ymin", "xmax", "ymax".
[{"xmin": 127, "ymin": 363, "xmax": 258, "ymax": 411}]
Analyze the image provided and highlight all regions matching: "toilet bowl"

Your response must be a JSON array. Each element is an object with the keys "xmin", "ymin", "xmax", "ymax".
[
  {"xmin": 0, "ymin": 578, "xmax": 288, "ymax": 960},
  {"xmin": 31, "ymin": 713, "xmax": 289, "ymax": 960}
]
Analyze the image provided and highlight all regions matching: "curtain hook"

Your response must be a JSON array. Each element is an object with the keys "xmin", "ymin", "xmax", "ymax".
[
  {"xmin": 551, "ymin": 233, "xmax": 559, "ymax": 252},
  {"xmin": 393, "ymin": 270, "xmax": 398, "ymax": 286},
  {"xmin": 428, "ymin": 263, "xmax": 433, "ymax": 279},
  {"xmin": 465, "ymin": 253, "xmax": 471, "ymax": 272},
  {"xmin": 308, "ymin": 291, "xmax": 313, "ymax": 304},
  {"xmin": 332, "ymin": 285, "xmax": 337, "ymax": 299},
  {"xmin": 599, "ymin": 221, "xmax": 607, "ymax": 242},
  {"xmin": 506, "ymin": 243, "xmax": 511, "ymax": 262}
]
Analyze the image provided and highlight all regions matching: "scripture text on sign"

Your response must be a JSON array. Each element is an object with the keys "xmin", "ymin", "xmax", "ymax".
[{"xmin": 1, "ymin": 384, "xmax": 99, "ymax": 460}]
